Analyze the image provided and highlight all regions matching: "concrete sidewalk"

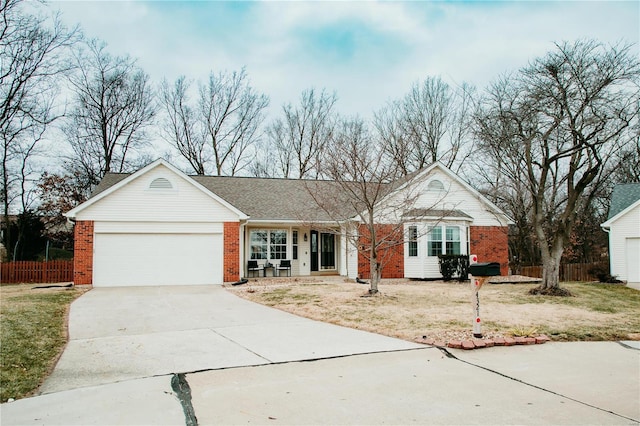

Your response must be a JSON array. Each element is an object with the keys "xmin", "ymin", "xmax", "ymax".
[{"xmin": 2, "ymin": 342, "xmax": 638, "ymax": 425}]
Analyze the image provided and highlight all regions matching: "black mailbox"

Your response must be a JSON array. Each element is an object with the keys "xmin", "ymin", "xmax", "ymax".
[{"xmin": 469, "ymin": 262, "xmax": 501, "ymax": 277}]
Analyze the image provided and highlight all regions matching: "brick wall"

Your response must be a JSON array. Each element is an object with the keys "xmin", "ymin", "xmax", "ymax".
[
  {"xmin": 469, "ymin": 226, "xmax": 509, "ymax": 275},
  {"xmin": 223, "ymin": 222, "xmax": 240, "ymax": 282},
  {"xmin": 357, "ymin": 224, "xmax": 405, "ymax": 279},
  {"xmin": 73, "ymin": 220, "xmax": 94, "ymax": 285}
]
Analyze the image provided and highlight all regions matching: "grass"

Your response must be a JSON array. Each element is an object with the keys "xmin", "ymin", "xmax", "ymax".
[
  {"xmin": 230, "ymin": 279, "xmax": 640, "ymax": 343},
  {"xmin": 1, "ymin": 279, "xmax": 638, "ymax": 403},
  {"xmin": 0, "ymin": 285, "xmax": 88, "ymax": 403}
]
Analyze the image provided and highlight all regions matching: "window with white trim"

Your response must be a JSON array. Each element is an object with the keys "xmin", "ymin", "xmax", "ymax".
[
  {"xmin": 250, "ymin": 229, "xmax": 289, "ymax": 260},
  {"xmin": 446, "ymin": 226, "xmax": 461, "ymax": 255},
  {"xmin": 250, "ymin": 230, "xmax": 268, "ymax": 259},
  {"xmin": 428, "ymin": 226, "xmax": 442, "ymax": 256},
  {"xmin": 270, "ymin": 230, "xmax": 287, "ymax": 260},
  {"xmin": 292, "ymin": 230, "xmax": 298, "ymax": 260},
  {"xmin": 408, "ymin": 226, "xmax": 418, "ymax": 257},
  {"xmin": 427, "ymin": 225, "xmax": 462, "ymax": 256}
]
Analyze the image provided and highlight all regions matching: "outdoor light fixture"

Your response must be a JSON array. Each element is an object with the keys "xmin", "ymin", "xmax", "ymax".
[{"xmin": 303, "ymin": 233, "xmax": 308, "ymax": 242}]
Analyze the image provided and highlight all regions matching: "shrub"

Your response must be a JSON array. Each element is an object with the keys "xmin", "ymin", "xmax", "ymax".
[
  {"xmin": 588, "ymin": 264, "xmax": 622, "ymax": 284},
  {"xmin": 438, "ymin": 255, "xmax": 470, "ymax": 282}
]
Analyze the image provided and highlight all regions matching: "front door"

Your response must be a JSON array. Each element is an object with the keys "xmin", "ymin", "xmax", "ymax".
[
  {"xmin": 310, "ymin": 230, "xmax": 319, "ymax": 271},
  {"xmin": 321, "ymin": 233, "xmax": 335, "ymax": 269}
]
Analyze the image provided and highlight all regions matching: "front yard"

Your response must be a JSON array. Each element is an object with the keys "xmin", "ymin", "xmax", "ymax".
[
  {"xmin": 0, "ymin": 285, "xmax": 88, "ymax": 403},
  {"xmin": 1, "ymin": 278, "xmax": 638, "ymax": 403},
  {"xmin": 227, "ymin": 278, "xmax": 640, "ymax": 343}
]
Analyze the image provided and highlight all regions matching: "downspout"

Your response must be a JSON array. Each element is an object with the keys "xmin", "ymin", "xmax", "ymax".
[{"xmin": 239, "ymin": 219, "xmax": 247, "ymax": 278}]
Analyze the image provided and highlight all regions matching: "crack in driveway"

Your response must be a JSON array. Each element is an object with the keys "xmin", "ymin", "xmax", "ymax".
[
  {"xmin": 171, "ymin": 373, "xmax": 198, "ymax": 426},
  {"xmin": 437, "ymin": 347, "xmax": 639, "ymax": 423}
]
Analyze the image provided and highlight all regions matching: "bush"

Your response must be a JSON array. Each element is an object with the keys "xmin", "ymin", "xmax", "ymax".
[
  {"xmin": 438, "ymin": 255, "xmax": 470, "ymax": 282},
  {"xmin": 588, "ymin": 264, "xmax": 622, "ymax": 284}
]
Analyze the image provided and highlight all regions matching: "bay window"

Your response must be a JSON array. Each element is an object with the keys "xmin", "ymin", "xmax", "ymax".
[
  {"xmin": 428, "ymin": 225, "xmax": 462, "ymax": 256},
  {"xmin": 408, "ymin": 226, "xmax": 418, "ymax": 257},
  {"xmin": 428, "ymin": 226, "xmax": 442, "ymax": 256}
]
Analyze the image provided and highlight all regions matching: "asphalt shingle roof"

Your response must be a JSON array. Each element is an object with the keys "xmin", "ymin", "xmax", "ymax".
[
  {"xmin": 91, "ymin": 172, "xmax": 364, "ymax": 222},
  {"xmin": 403, "ymin": 208, "xmax": 473, "ymax": 219},
  {"xmin": 608, "ymin": 183, "xmax": 640, "ymax": 220},
  {"xmin": 191, "ymin": 175, "xmax": 358, "ymax": 221}
]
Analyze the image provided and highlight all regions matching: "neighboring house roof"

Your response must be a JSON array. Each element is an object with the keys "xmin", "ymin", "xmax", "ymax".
[
  {"xmin": 607, "ymin": 183, "xmax": 640, "ymax": 220},
  {"xmin": 601, "ymin": 182, "xmax": 640, "ymax": 228}
]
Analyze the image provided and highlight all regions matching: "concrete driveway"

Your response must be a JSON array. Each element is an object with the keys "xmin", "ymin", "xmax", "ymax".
[
  {"xmin": 2, "ymin": 285, "xmax": 639, "ymax": 425},
  {"xmin": 38, "ymin": 285, "xmax": 422, "ymax": 393}
]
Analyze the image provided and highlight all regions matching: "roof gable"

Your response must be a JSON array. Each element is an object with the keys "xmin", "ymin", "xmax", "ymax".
[
  {"xmin": 73, "ymin": 160, "xmax": 512, "ymax": 225},
  {"xmin": 381, "ymin": 162, "xmax": 512, "ymax": 225},
  {"xmin": 65, "ymin": 160, "xmax": 248, "ymax": 220}
]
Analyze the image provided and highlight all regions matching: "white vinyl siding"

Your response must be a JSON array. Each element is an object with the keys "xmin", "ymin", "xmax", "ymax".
[
  {"xmin": 74, "ymin": 165, "xmax": 240, "ymax": 223},
  {"xmin": 607, "ymin": 203, "xmax": 640, "ymax": 284},
  {"xmin": 378, "ymin": 167, "xmax": 509, "ymax": 227}
]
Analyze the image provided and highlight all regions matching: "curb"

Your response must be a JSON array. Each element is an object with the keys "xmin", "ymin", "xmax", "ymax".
[{"xmin": 416, "ymin": 334, "xmax": 551, "ymax": 350}]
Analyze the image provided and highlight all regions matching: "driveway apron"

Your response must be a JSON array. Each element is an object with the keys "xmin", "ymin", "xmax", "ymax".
[{"xmin": 39, "ymin": 285, "xmax": 422, "ymax": 394}]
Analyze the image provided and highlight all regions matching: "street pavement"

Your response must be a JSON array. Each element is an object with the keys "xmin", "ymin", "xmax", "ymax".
[{"xmin": 1, "ymin": 285, "xmax": 638, "ymax": 425}]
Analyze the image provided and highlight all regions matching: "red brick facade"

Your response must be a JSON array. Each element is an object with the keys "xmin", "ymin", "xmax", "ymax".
[
  {"xmin": 357, "ymin": 224, "xmax": 405, "ymax": 279},
  {"xmin": 73, "ymin": 220, "xmax": 94, "ymax": 285},
  {"xmin": 223, "ymin": 222, "xmax": 240, "ymax": 282},
  {"xmin": 469, "ymin": 226, "xmax": 509, "ymax": 275}
]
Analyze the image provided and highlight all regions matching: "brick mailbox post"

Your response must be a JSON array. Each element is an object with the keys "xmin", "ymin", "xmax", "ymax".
[{"xmin": 468, "ymin": 259, "xmax": 501, "ymax": 338}]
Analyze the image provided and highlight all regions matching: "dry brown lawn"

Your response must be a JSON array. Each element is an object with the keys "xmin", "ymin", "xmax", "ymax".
[{"xmin": 226, "ymin": 277, "xmax": 640, "ymax": 343}]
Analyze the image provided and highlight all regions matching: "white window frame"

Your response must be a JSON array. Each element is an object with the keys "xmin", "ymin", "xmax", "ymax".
[
  {"xmin": 427, "ymin": 225, "xmax": 462, "ymax": 256},
  {"xmin": 249, "ymin": 229, "xmax": 289, "ymax": 261}
]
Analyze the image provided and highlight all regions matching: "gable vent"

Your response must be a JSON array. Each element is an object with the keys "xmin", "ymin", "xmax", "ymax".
[
  {"xmin": 428, "ymin": 179, "xmax": 444, "ymax": 191},
  {"xmin": 149, "ymin": 177, "xmax": 173, "ymax": 189}
]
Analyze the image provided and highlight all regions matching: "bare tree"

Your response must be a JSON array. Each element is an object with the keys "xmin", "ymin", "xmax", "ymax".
[
  {"xmin": 0, "ymin": 0, "xmax": 77, "ymax": 257},
  {"xmin": 308, "ymin": 117, "xmax": 423, "ymax": 294},
  {"xmin": 158, "ymin": 76, "xmax": 208, "ymax": 174},
  {"xmin": 475, "ymin": 40, "xmax": 640, "ymax": 295},
  {"xmin": 267, "ymin": 88, "xmax": 337, "ymax": 178},
  {"xmin": 199, "ymin": 68, "xmax": 268, "ymax": 176},
  {"xmin": 63, "ymin": 39, "xmax": 155, "ymax": 190},
  {"xmin": 375, "ymin": 77, "xmax": 475, "ymax": 175}
]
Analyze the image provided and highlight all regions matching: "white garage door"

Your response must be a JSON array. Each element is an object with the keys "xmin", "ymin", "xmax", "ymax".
[
  {"xmin": 94, "ymin": 233, "xmax": 222, "ymax": 287},
  {"xmin": 626, "ymin": 238, "xmax": 640, "ymax": 290}
]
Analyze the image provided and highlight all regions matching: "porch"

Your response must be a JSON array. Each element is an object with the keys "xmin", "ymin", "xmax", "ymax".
[{"xmin": 242, "ymin": 224, "xmax": 354, "ymax": 279}]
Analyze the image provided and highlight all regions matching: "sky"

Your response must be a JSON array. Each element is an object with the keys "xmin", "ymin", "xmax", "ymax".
[{"xmin": 51, "ymin": 1, "xmax": 640, "ymax": 121}]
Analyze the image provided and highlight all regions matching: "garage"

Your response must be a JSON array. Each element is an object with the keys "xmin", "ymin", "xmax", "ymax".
[
  {"xmin": 65, "ymin": 160, "xmax": 248, "ymax": 287},
  {"xmin": 93, "ymin": 233, "xmax": 223, "ymax": 287}
]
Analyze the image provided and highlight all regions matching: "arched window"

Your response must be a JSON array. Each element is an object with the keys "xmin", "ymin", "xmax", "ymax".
[
  {"xmin": 428, "ymin": 179, "xmax": 444, "ymax": 192},
  {"xmin": 149, "ymin": 177, "xmax": 173, "ymax": 189}
]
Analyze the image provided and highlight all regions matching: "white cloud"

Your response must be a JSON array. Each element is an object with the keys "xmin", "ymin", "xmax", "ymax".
[{"xmin": 52, "ymin": 0, "xmax": 639, "ymax": 121}]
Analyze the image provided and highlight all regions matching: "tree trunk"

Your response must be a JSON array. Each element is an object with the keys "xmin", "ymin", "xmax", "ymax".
[
  {"xmin": 531, "ymin": 242, "xmax": 572, "ymax": 296},
  {"xmin": 369, "ymin": 256, "xmax": 381, "ymax": 295}
]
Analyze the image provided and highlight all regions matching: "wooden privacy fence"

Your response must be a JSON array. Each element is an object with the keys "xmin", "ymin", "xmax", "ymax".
[
  {"xmin": 1, "ymin": 260, "xmax": 74, "ymax": 284},
  {"xmin": 520, "ymin": 261, "xmax": 609, "ymax": 282}
]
